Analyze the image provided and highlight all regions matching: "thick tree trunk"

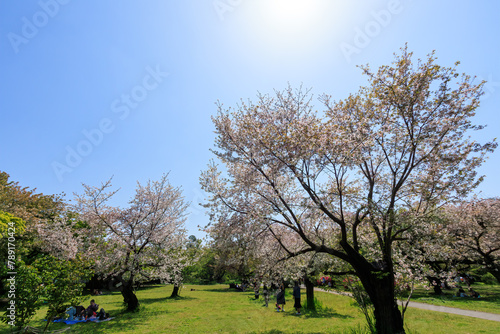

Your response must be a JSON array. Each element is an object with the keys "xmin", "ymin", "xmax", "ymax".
[
  {"xmin": 170, "ymin": 284, "xmax": 180, "ymax": 298},
  {"xmin": 426, "ymin": 276, "xmax": 443, "ymax": 295},
  {"xmin": 304, "ymin": 276, "xmax": 315, "ymax": 310},
  {"xmin": 368, "ymin": 276, "xmax": 404, "ymax": 334},
  {"xmin": 121, "ymin": 280, "xmax": 139, "ymax": 311},
  {"xmin": 355, "ymin": 268, "xmax": 405, "ymax": 334},
  {"xmin": 342, "ymin": 243, "xmax": 405, "ymax": 334}
]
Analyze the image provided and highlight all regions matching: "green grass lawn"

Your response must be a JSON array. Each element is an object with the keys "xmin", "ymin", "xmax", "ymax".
[{"xmin": 1, "ymin": 284, "xmax": 499, "ymax": 334}]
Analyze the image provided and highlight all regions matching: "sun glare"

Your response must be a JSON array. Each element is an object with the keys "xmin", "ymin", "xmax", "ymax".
[
  {"xmin": 239, "ymin": 0, "xmax": 338, "ymax": 64},
  {"xmin": 260, "ymin": 0, "xmax": 322, "ymax": 33}
]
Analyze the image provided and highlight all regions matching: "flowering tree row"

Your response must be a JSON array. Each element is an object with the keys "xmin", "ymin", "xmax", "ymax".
[{"xmin": 201, "ymin": 46, "xmax": 497, "ymax": 334}]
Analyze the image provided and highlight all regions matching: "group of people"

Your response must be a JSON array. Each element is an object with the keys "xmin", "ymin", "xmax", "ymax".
[
  {"xmin": 229, "ymin": 282, "xmax": 248, "ymax": 291},
  {"xmin": 262, "ymin": 281, "xmax": 302, "ymax": 315},
  {"xmin": 456, "ymin": 287, "xmax": 481, "ymax": 298},
  {"xmin": 233, "ymin": 280, "xmax": 303, "ymax": 315},
  {"xmin": 66, "ymin": 299, "xmax": 109, "ymax": 321}
]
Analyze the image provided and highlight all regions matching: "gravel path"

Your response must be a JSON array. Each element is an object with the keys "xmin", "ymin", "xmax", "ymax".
[
  {"xmin": 400, "ymin": 300, "xmax": 500, "ymax": 322},
  {"xmin": 313, "ymin": 288, "xmax": 500, "ymax": 322}
]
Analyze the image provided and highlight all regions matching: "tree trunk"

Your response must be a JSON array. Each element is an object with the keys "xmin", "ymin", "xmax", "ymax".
[
  {"xmin": 342, "ymin": 243, "xmax": 405, "ymax": 334},
  {"xmin": 356, "ymin": 268, "xmax": 405, "ymax": 334},
  {"xmin": 121, "ymin": 280, "xmax": 139, "ymax": 311},
  {"xmin": 304, "ymin": 276, "xmax": 315, "ymax": 310},
  {"xmin": 371, "ymin": 278, "xmax": 404, "ymax": 334},
  {"xmin": 170, "ymin": 284, "xmax": 180, "ymax": 298},
  {"xmin": 426, "ymin": 276, "xmax": 443, "ymax": 295}
]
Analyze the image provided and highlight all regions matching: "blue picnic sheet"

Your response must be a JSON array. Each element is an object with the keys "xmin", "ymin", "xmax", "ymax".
[{"xmin": 52, "ymin": 317, "xmax": 114, "ymax": 325}]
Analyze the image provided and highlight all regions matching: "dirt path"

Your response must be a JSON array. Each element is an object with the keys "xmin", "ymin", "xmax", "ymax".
[{"xmin": 313, "ymin": 288, "xmax": 500, "ymax": 322}]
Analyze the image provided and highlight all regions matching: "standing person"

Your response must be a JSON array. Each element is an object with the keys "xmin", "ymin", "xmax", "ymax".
[
  {"xmin": 276, "ymin": 284, "xmax": 285, "ymax": 312},
  {"xmin": 293, "ymin": 281, "xmax": 302, "ymax": 315},
  {"xmin": 263, "ymin": 285, "xmax": 269, "ymax": 307},
  {"xmin": 254, "ymin": 281, "xmax": 260, "ymax": 299}
]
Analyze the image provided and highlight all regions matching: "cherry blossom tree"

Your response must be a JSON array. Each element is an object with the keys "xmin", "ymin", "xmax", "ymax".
[
  {"xmin": 250, "ymin": 216, "xmax": 340, "ymax": 309},
  {"xmin": 201, "ymin": 46, "xmax": 496, "ymax": 333},
  {"xmin": 203, "ymin": 210, "xmax": 261, "ymax": 282},
  {"xmin": 34, "ymin": 213, "xmax": 83, "ymax": 260},
  {"xmin": 73, "ymin": 173, "xmax": 189, "ymax": 311},
  {"xmin": 202, "ymin": 194, "xmax": 329, "ymax": 306},
  {"xmin": 397, "ymin": 198, "xmax": 500, "ymax": 293},
  {"xmin": 444, "ymin": 198, "xmax": 500, "ymax": 283}
]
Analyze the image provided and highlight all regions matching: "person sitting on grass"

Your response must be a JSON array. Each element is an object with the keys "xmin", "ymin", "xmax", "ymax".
[
  {"xmin": 97, "ymin": 308, "xmax": 110, "ymax": 320},
  {"xmin": 66, "ymin": 305, "xmax": 86, "ymax": 321},
  {"xmin": 456, "ymin": 287, "xmax": 467, "ymax": 297},
  {"xmin": 469, "ymin": 288, "xmax": 481, "ymax": 298},
  {"xmin": 86, "ymin": 299, "xmax": 99, "ymax": 319},
  {"xmin": 66, "ymin": 306, "xmax": 76, "ymax": 321},
  {"xmin": 73, "ymin": 305, "xmax": 85, "ymax": 320}
]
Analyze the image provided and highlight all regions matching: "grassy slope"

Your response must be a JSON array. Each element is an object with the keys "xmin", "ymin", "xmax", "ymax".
[{"xmin": 1, "ymin": 285, "xmax": 499, "ymax": 334}]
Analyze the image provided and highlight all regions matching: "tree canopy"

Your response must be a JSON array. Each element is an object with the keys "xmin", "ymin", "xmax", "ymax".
[{"xmin": 73, "ymin": 173, "xmax": 190, "ymax": 310}]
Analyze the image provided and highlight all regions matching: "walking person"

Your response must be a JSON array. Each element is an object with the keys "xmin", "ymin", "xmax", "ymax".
[
  {"xmin": 276, "ymin": 284, "xmax": 286, "ymax": 312},
  {"xmin": 293, "ymin": 281, "xmax": 302, "ymax": 315}
]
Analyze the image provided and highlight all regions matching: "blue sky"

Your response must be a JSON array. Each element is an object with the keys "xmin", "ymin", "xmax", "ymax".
[{"xmin": 1, "ymin": 0, "xmax": 499, "ymax": 238}]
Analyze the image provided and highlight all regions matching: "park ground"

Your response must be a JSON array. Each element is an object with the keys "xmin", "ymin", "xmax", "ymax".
[{"xmin": 1, "ymin": 284, "xmax": 499, "ymax": 334}]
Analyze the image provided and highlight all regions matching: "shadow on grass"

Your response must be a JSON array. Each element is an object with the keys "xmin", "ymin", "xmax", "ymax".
[
  {"xmin": 260, "ymin": 306, "xmax": 352, "ymax": 320},
  {"xmin": 135, "ymin": 284, "xmax": 167, "ymax": 291},
  {"xmin": 68, "ymin": 316, "xmax": 142, "ymax": 334},
  {"xmin": 202, "ymin": 288, "xmax": 252, "ymax": 294},
  {"xmin": 132, "ymin": 295, "xmax": 197, "ymax": 306},
  {"xmin": 299, "ymin": 307, "xmax": 353, "ymax": 320},
  {"xmin": 247, "ymin": 330, "xmax": 331, "ymax": 334}
]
